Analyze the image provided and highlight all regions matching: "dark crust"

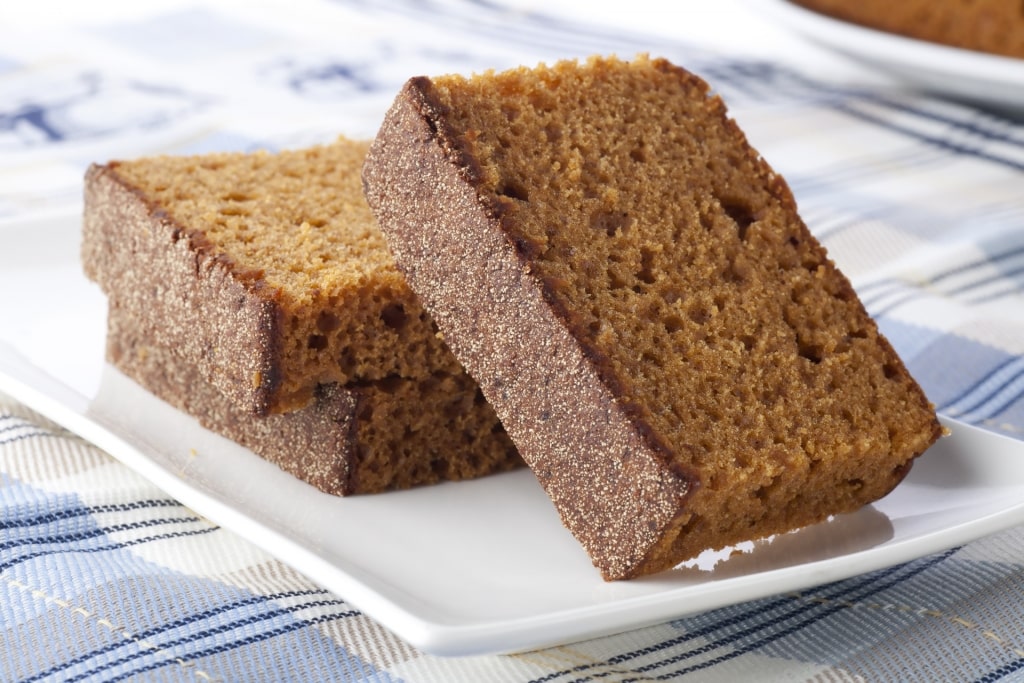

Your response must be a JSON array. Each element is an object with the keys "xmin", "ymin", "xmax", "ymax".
[
  {"xmin": 413, "ymin": 76, "xmax": 694, "ymax": 488},
  {"xmin": 105, "ymin": 300, "xmax": 358, "ymax": 495},
  {"xmin": 82, "ymin": 163, "xmax": 283, "ymax": 416},
  {"xmin": 105, "ymin": 299, "xmax": 524, "ymax": 495},
  {"xmin": 363, "ymin": 77, "xmax": 697, "ymax": 580}
]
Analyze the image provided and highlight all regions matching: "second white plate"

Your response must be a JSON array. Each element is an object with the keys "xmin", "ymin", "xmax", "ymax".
[{"xmin": 757, "ymin": 0, "xmax": 1024, "ymax": 112}]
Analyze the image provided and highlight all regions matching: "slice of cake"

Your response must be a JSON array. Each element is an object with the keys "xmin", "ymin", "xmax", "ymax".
[
  {"xmin": 82, "ymin": 138, "xmax": 522, "ymax": 494},
  {"xmin": 362, "ymin": 55, "xmax": 943, "ymax": 579},
  {"xmin": 82, "ymin": 139, "xmax": 459, "ymax": 416},
  {"xmin": 105, "ymin": 299, "xmax": 521, "ymax": 495}
]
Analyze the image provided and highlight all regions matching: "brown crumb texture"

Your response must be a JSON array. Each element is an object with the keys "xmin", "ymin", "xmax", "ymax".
[
  {"xmin": 363, "ymin": 55, "xmax": 943, "ymax": 579},
  {"xmin": 106, "ymin": 300, "xmax": 523, "ymax": 495},
  {"xmin": 350, "ymin": 367, "xmax": 524, "ymax": 492},
  {"xmin": 791, "ymin": 0, "xmax": 1024, "ymax": 59},
  {"xmin": 82, "ymin": 139, "xmax": 459, "ymax": 415}
]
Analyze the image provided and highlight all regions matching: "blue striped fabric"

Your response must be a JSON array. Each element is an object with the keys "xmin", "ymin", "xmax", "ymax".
[
  {"xmin": 3, "ymin": 0, "xmax": 1024, "ymax": 680},
  {"xmin": 0, "ymin": 410, "xmax": 391, "ymax": 681}
]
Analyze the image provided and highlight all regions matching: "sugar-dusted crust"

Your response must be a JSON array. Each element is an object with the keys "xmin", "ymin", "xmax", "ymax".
[
  {"xmin": 363, "ymin": 77, "xmax": 696, "ymax": 580},
  {"xmin": 83, "ymin": 163, "xmax": 287, "ymax": 416},
  {"xmin": 106, "ymin": 299, "xmax": 358, "ymax": 494},
  {"xmin": 106, "ymin": 299, "xmax": 523, "ymax": 494},
  {"xmin": 363, "ymin": 57, "xmax": 942, "ymax": 580},
  {"xmin": 83, "ymin": 141, "xmax": 524, "ymax": 494}
]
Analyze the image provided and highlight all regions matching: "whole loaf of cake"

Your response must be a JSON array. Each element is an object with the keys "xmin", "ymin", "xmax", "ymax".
[{"xmin": 363, "ymin": 55, "xmax": 943, "ymax": 579}]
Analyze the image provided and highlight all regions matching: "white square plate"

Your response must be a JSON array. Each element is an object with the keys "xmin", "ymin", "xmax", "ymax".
[{"xmin": 2, "ymin": 212, "xmax": 1023, "ymax": 656}]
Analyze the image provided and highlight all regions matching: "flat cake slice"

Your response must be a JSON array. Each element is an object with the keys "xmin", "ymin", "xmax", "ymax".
[
  {"xmin": 82, "ymin": 138, "xmax": 522, "ymax": 494},
  {"xmin": 83, "ymin": 139, "xmax": 458, "ymax": 416},
  {"xmin": 362, "ymin": 55, "xmax": 943, "ymax": 579},
  {"xmin": 105, "ymin": 299, "xmax": 521, "ymax": 495}
]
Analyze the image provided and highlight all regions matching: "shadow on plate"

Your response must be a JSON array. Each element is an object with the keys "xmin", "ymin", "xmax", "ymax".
[{"xmin": 661, "ymin": 505, "xmax": 894, "ymax": 581}]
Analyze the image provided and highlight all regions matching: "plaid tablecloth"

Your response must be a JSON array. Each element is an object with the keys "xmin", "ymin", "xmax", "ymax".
[{"xmin": 3, "ymin": 1, "xmax": 1024, "ymax": 680}]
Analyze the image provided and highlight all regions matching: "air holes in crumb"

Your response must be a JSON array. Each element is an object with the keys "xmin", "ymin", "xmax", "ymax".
[
  {"xmin": 381, "ymin": 304, "xmax": 408, "ymax": 331},
  {"xmin": 756, "ymin": 474, "xmax": 783, "ymax": 503},
  {"xmin": 720, "ymin": 198, "xmax": 756, "ymax": 240},
  {"xmin": 338, "ymin": 350, "xmax": 355, "ymax": 375},
  {"xmin": 218, "ymin": 206, "xmax": 249, "ymax": 217},
  {"xmin": 637, "ymin": 247, "xmax": 657, "ymax": 284},
  {"xmin": 443, "ymin": 398, "xmax": 463, "ymax": 421},
  {"xmin": 798, "ymin": 341, "xmax": 822, "ymax": 364},
  {"xmin": 307, "ymin": 334, "xmax": 327, "ymax": 350},
  {"xmin": 689, "ymin": 306, "xmax": 710, "ymax": 325},
  {"xmin": 590, "ymin": 211, "xmax": 631, "ymax": 237},
  {"xmin": 378, "ymin": 376, "xmax": 404, "ymax": 394},
  {"xmin": 497, "ymin": 180, "xmax": 529, "ymax": 202},
  {"xmin": 698, "ymin": 210, "xmax": 715, "ymax": 231},
  {"xmin": 731, "ymin": 450, "xmax": 750, "ymax": 469},
  {"xmin": 883, "ymin": 362, "xmax": 900, "ymax": 380},
  {"xmin": 630, "ymin": 146, "xmax": 646, "ymax": 163},
  {"xmin": 664, "ymin": 315, "xmax": 684, "ymax": 334},
  {"xmin": 317, "ymin": 311, "xmax": 341, "ymax": 332},
  {"xmin": 430, "ymin": 458, "xmax": 450, "ymax": 477},
  {"xmin": 608, "ymin": 269, "xmax": 629, "ymax": 290}
]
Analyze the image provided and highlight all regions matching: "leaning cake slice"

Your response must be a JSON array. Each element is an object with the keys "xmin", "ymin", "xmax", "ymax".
[{"xmin": 363, "ymin": 55, "xmax": 943, "ymax": 579}]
